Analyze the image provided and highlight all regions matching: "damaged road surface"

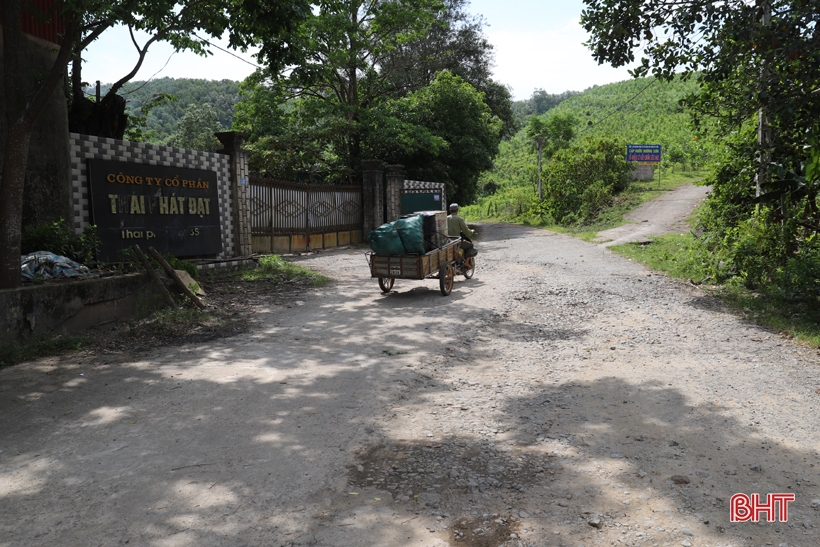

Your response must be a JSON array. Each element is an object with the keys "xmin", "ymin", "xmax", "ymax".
[{"xmin": 1, "ymin": 223, "xmax": 819, "ymax": 547}]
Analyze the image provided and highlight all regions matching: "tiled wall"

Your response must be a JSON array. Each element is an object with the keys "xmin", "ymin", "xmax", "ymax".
[
  {"xmin": 403, "ymin": 180, "xmax": 447, "ymax": 209},
  {"xmin": 69, "ymin": 134, "xmax": 235, "ymax": 258}
]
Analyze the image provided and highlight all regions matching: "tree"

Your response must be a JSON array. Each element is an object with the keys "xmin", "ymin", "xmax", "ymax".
[
  {"xmin": 250, "ymin": 0, "xmax": 443, "ymax": 177},
  {"xmin": 581, "ymin": 0, "xmax": 820, "ymax": 291},
  {"xmin": 2, "ymin": 0, "xmax": 78, "ymax": 289},
  {"xmin": 372, "ymin": 71, "xmax": 502, "ymax": 204},
  {"xmin": 69, "ymin": 0, "xmax": 310, "ymax": 138},
  {"xmin": 166, "ymin": 104, "xmax": 224, "ymax": 151},
  {"xmin": 377, "ymin": 0, "xmax": 517, "ymax": 137},
  {"xmin": 0, "ymin": 0, "xmax": 308, "ymax": 289},
  {"xmin": 237, "ymin": 0, "xmax": 518, "ymax": 180},
  {"xmin": 526, "ymin": 112, "xmax": 577, "ymax": 198}
]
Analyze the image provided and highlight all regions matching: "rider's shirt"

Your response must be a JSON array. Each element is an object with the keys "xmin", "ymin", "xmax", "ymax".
[{"xmin": 447, "ymin": 214, "xmax": 474, "ymax": 238}]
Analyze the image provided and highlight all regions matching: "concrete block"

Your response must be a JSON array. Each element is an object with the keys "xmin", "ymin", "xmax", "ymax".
[{"xmin": 0, "ymin": 273, "xmax": 165, "ymax": 342}]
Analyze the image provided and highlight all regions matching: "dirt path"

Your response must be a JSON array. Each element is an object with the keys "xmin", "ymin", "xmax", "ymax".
[
  {"xmin": 2, "ymin": 223, "xmax": 819, "ymax": 547},
  {"xmin": 594, "ymin": 183, "xmax": 711, "ymax": 247}
]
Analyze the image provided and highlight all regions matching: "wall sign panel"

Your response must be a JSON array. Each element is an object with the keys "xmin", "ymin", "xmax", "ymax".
[{"xmin": 88, "ymin": 159, "xmax": 222, "ymax": 261}]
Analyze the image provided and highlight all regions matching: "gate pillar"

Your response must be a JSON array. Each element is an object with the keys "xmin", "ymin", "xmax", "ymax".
[
  {"xmin": 216, "ymin": 131, "xmax": 252, "ymax": 257},
  {"xmin": 361, "ymin": 159, "xmax": 384, "ymax": 235},
  {"xmin": 385, "ymin": 164, "xmax": 405, "ymax": 222}
]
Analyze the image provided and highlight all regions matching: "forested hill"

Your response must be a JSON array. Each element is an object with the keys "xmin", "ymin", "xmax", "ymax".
[
  {"xmin": 101, "ymin": 77, "xmax": 241, "ymax": 143},
  {"xmin": 477, "ymin": 76, "xmax": 711, "ymax": 197},
  {"xmin": 550, "ymin": 76, "xmax": 704, "ymax": 153}
]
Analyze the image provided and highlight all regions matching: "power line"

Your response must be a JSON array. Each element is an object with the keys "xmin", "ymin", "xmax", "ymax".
[
  {"xmin": 579, "ymin": 78, "xmax": 658, "ymax": 134},
  {"xmin": 121, "ymin": 51, "xmax": 178, "ymax": 96},
  {"xmin": 192, "ymin": 33, "xmax": 262, "ymax": 69}
]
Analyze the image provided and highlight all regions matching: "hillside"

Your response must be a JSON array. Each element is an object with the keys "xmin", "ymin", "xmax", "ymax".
[
  {"xmin": 476, "ymin": 76, "xmax": 712, "ymax": 198},
  {"xmin": 551, "ymin": 76, "xmax": 705, "ymax": 154},
  {"xmin": 99, "ymin": 78, "xmax": 241, "ymax": 143}
]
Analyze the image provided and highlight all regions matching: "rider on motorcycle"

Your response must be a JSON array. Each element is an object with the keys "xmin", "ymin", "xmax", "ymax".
[{"xmin": 447, "ymin": 203, "xmax": 477, "ymax": 257}]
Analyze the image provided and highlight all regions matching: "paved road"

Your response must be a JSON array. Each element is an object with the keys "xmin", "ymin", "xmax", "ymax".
[
  {"xmin": 595, "ymin": 183, "xmax": 711, "ymax": 247},
  {"xmin": 1, "ymin": 221, "xmax": 818, "ymax": 547}
]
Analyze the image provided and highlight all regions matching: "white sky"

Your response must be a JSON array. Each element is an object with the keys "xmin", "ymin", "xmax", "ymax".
[{"xmin": 82, "ymin": 0, "xmax": 638, "ymax": 101}]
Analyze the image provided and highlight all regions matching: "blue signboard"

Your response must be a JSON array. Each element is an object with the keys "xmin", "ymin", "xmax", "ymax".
[{"xmin": 627, "ymin": 144, "xmax": 662, "ymax": 164}]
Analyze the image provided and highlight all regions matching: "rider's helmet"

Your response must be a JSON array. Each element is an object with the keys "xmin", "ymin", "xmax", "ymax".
[{"xmin": 448, "ymin": 203, "xmax": 459, "ymax": 213}]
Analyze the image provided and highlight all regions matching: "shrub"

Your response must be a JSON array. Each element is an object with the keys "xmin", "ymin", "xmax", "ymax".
[
  {"xmin": 540, "ymin": 136, "xmax": 632, "ymax": 224},
  {"xmin": 21, "ymin": 220, "xmax": 100, "ymax": 266}
]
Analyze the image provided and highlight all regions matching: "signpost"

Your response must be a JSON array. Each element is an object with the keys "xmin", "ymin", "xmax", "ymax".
[
  {"xmin": 87, "ymin": 159, "xmax": 222, "ymax": 262},
  {"xmin": 627, "ymin": 144, "xmax": 662, "ymax": 186}
]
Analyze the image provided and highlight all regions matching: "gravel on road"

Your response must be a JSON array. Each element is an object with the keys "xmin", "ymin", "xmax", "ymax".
[{"xmin": 1, "ymin": 222, "xmax": 818, "ymax": 547}]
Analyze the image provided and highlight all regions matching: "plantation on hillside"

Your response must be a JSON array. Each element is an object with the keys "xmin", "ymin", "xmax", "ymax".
[
  {"xmin": 466, "ymin": 76, "xmax": 713, "ymax": 225},
  {"xmin": 550, "ymin": 77, "xmax": 711, "ymax": 169}
]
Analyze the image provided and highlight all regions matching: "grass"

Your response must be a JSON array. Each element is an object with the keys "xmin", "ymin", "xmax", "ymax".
[
  {"xmin": 133, "ymin": 307, "xmax": 215, "ymax": 337},
  {"xmin": 465, "ymin": 169, "xmax": 708, "ymax": 238},
  {"xmin": 609, "ymin": 233, "xmax": 710, "ymax": 282},
  {"xmin": 610, "ymin": 233, "xmax": 820, "ymax": 348},
  {"xmin": 243, "ymin": 254, "xmax": 330, "ymax": 286},
  {"xmin": 0, "ymin": 335, "xmax": 89, "ymax": 369}
]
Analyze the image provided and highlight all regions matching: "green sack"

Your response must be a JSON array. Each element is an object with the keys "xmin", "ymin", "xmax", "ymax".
[
  {"xmin": 394, "ymin": 214, "xmax": 426, "ymax": 255},
  {"xmin": 368, "ymin": 224, "xmax": 406, "ymax": 255}
]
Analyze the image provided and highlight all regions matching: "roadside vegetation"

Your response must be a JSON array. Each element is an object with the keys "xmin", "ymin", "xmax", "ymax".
[
  {"xmin": 579, "ymin": 0, "xmax": 820, "ymax": 347},
  {"xmin": 242, "ymin": 254, "xmax": 329, "ymax": 286},
  {"xmin": 612, "ymin": 233, "xmax": 820, "ymax": 347},
  {"xmin": 463, "ymin": 76, "xmax": 713, "ymax": 232}
]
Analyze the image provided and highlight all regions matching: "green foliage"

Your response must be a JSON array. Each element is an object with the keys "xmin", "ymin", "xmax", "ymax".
[
  {"xmin": 163, "ymin": 255, "xmax": 198, "ymax": 279},
  {"xmin": 538, "ymin": 137, "xmax": 632, "ymax": 224},
  {"xmin": 526, "ymin": 112, "xmax": 577, "ymax": 161},
  {"xmin": 469, "ymin": 76, "xmax": 715, "ymax": 228},
  {"xmin": 372, "ymin": 72, "xmax": 502, "ymax": 204},
  {"xmin": 377, "ymin": 0, "xmax": 517, "ymax": 138},
  {"xmin": 244, "ymin": 255, "xmax": 329, "ymax": 286},
  {"xmin": 581, "ymin": 0, "xmax": 820, "ymax": 307},
  {"xmin": 463, "ymin": 136, "xmax": 631, "ymax": 226},
  {"xmin": 611, "ymin": 234, "xmax": 713, "ymax": 283},
  {"xmin": 21, "ymin": 220, "xmax": 100, "ymax": 266},
  {"xmin": 550, "ymin": 77, "xmax": 712, "ymax": 164},
  {"xmin": 233, "ymin": 0, "xmax": 510, "ymax": 192},
  {"xmin": 111, "ymin": 78, "xmax": 240, "ymax": 144},
  {"xmin": 512, "ymin": 89, "xmax": 579, "ymax": 126},
  {"xmin": 166, "ymin": 104, "xmax": 223, "ymax": 152},
  {"xmin": 124, "ymin": 93, "xmax": 178, "ymax": 142}
]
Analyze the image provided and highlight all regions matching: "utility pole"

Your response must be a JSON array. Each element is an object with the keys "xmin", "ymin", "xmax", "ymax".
[{"xmin": 536, "ymin": 135, "xmax": 544, "ymax": 200}]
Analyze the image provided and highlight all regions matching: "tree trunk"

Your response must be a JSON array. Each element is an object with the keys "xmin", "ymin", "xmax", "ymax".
[
  {"xmin": 0, "ymin": 123, "xmax": 33, "ymax": 289},
  {"xmin": 1, "ymin": 0, "xmax": 77, "ymax": 288}
]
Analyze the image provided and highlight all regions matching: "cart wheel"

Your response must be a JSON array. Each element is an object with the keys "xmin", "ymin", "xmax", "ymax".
[
  {"xmin": 378, "ymin": 278, "xmax": 394, "ymax": 293},
  {"xmin": 439, "ymin": 262, "xmax": 454, "ymax": 296},
  {"xmin": 463, "ymin": 257, "xmax": 475, "ymax": 279}
]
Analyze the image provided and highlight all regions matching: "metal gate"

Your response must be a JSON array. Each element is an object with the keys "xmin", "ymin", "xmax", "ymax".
[{"xmin": 249, "ymin": 177, "xmax": 363, "ymax": 236}]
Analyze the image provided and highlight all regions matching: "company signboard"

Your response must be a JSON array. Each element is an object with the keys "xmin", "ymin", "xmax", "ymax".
[
  {"xmin": 88, "ymin": 159, "xmax": 222, "ymax": 261},
  {"xmin": 627, "ymin": 144, "xmax": 662, "ymax": 164}
]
